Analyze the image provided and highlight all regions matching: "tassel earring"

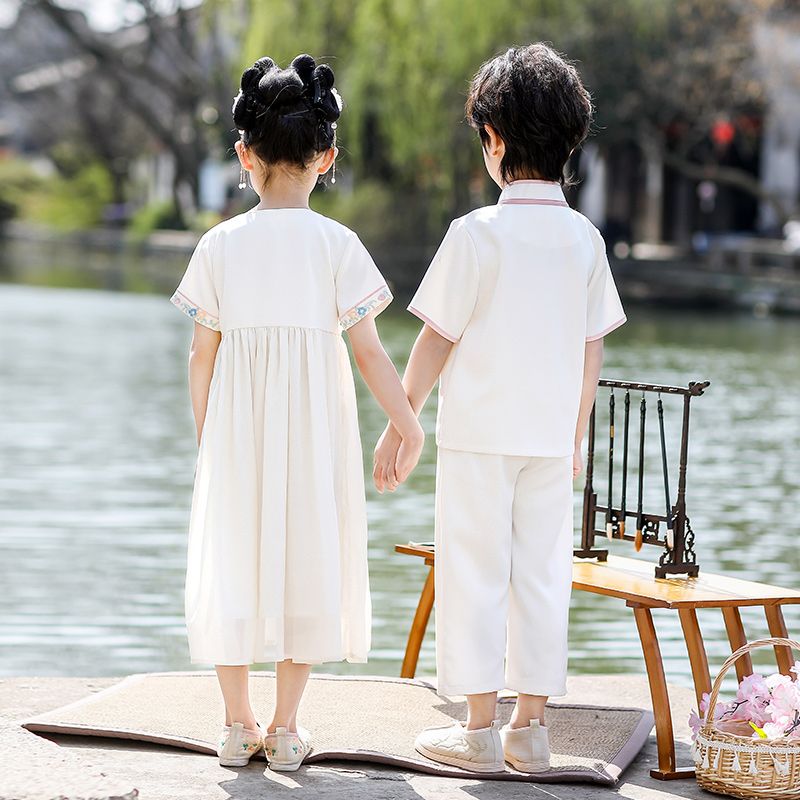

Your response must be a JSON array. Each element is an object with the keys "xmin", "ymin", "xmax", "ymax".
[
  {"xmin": 238, "ymin": 166, "xmax": 247, "ymax": 190},
  {"xmin": 330, "ymin": 123, "xmax": 337, "ymax": 185}
]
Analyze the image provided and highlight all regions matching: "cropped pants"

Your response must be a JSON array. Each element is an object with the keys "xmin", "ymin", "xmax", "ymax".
[{"xmin": 434, "ymin": 448, "xmax": 573, "ymax": 697}]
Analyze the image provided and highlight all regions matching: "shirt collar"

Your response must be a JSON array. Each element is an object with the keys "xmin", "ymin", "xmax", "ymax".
[{"xmin": 498, "ymin": 180, "xmax": 568, "ymax": 207}]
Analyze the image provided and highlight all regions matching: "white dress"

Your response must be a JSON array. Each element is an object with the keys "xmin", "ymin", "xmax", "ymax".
[{"xmin": 170, "ymin": 208, "xmax": 392, "ymax": 666}]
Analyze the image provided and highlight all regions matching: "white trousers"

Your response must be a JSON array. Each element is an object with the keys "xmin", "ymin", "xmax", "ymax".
[{"xmin": 434, "ymin": 448, "xmax": 573, "ymax": 697}]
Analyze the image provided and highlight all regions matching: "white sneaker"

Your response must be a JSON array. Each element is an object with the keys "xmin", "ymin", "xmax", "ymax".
[
  {"xmin": 264, "ymin": 726, "xmax": 312, "ymax": 772},
  {"xmin": 217, "ymin": 722, "xmax": 264, "ymax": 767},
  {"xmin": 414, "ymin": 720, "xmax": 505, "ymax": 773},
  {"xmin": 501, "ymin": 719, "xmax": 551, "ymax": 772}
]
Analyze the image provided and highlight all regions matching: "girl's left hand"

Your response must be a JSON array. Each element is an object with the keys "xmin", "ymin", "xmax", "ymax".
[
  {"xmin": 573, "ymin": 443, "xmax": 583, "ymax": 478},
  {"xmin": 373, "ymin": 425, "xmax": 402, "ymax": 493}
]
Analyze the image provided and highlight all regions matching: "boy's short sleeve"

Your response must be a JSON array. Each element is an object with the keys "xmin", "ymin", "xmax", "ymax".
[
  {"xmin": 170, "ymin": 233, "xmax": 220, "ymax": 331},
  {"xmin": 408, "ymin": 219, "xmax": 479, "ymax": 342},
  {"xmin": 586, "ymin": 224, "xmax": 626, "ymax": 341},
  {"xmin": 336, "ymin": 234, "xmax": 393, "ymax": 330}
]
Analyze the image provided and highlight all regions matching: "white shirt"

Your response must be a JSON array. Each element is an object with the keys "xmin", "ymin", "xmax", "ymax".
[{"xmin": 409, "ymin": 180, "xmax": 626, "ymax": 458}]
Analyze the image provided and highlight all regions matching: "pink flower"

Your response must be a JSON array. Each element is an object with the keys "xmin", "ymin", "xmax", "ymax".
[
  {"xmin": 761, "ymin": 721, "xmax": 789, "ymax": 739},
  {"xmin": 736, "ymin": 673, "xmax": 770, "ymax": 726},
  {"xmin": 689, "ymin": 692, "xmax": 734, "ymax": 741},
  {"xmin": 767, "ymin": 681, "xmax": 800, "ymax": 717},
  {"xmin": 688, "ymin": 708, "xmax": 704, "ymax": 740}
]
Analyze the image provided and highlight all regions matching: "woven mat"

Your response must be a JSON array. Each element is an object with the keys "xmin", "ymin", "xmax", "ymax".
[{"xmin": 23, "ymin": 672, "xmax": 652, "ymax": 784}]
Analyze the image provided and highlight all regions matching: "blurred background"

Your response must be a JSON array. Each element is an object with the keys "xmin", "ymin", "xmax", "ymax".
[{"xmin": 0, "ymin": 0, "xmax": 798, "ymax": 685}]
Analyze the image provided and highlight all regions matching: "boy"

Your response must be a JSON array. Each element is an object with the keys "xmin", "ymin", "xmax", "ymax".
[{"xmin": 374, "ymin": 43, "xmax": 625, "ymax": 773}]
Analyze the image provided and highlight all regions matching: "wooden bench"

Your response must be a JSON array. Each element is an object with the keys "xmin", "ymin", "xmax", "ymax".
[{"xmin": 395, "ymin": 543, "xmax": 800, "ymax": 781}]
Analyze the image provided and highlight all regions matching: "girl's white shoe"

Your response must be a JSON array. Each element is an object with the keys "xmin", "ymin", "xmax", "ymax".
[
  {"xmin": 500, "ymin": 719, "xmax": 551, "ymax": 772},
  {"xmin": 217, "ymin": 721, "xmax": 264, "ymax": 767},
  {"xmin": 264, "ymin": 726, "xmax": 312, "ymax": 772}
]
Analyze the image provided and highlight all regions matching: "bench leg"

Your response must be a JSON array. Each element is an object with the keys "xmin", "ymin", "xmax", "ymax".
[
  {"xmin": 765, "ymin": 605, "xmax": 793, "ymax": 676},
  {"xmin": 678, "ymin": 608, "xmax": 711, "ymax": 710},
  {"xmin": 400, "ymin": 566, "xmax": 435, "ymax": 679},
  {"xmin": 722, "ymin": 607, "xmax": 753, "ymax": 680},
  {"xmin": 632, "ymin": 606, "xmax": 695, "ymax": 780}
]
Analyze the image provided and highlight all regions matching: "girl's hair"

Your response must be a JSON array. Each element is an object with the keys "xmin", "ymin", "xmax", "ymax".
[
  {"xmin": 465, "ymin": 44, "xmax": 593, "ymax": 185},
  {"xmin": 232, "ymin": 54, "xmax": 341, "ymax": 172}
]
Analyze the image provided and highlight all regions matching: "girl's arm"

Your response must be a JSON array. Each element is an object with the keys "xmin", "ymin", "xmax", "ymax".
[
  {"xmin": 573, "ymin": 338, "xmax": 604, "ymax": 477},
  {"xmin": 347, "ymin": 315, "xmax": 425, "ymax": 489},
  {"xmin": 373, "ymin": 324, "xmax": 454, "ymax": 492},
  {"xmin": 189, "ymin": 322, "xmax": 222, "ymax": 445}
]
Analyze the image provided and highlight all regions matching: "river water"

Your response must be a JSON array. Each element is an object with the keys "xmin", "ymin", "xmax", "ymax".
[{"xmin": 1, "ymin": 283, "xmax": 798, "ymax": 690}]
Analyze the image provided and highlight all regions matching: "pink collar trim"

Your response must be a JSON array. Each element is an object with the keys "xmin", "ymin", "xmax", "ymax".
[
  {"xmin": 498, "ymin": 179, "xmax": 567, "ymax": 207},
  {"xmin": 499, "ymin": 198, "xmax": 569, "ymax": 207},
  {"xmin": 506, "ymin": 179, "xmax": 561, "ymax": 186}
]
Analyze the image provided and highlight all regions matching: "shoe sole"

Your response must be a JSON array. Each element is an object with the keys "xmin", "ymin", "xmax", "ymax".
[
  {"xmin": 268, "ymin": 760, "xmax": 303, "ymax": 772},
  {"xmin": 219, "ymin": 757, "xmax": 254, "ymax": 767},
  {"xmin": 504, "ymin": 753, "xmax": 551, "ymax": 773},
  {"xmin": 415, "ymin": 742, "xmax": 505, "ymax": 773}
]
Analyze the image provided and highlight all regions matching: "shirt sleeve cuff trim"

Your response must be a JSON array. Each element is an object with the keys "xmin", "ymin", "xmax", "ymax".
[
  {"xmin": 586, "ymin": 316, "xmax": 626, "ymax": 341},
  {"xmin": 339, "ymin": 285, "xmax": 393, "ymax": 331},
  {"xmin": 170, "ymin": 290, "xmax": 221, "ymax": 331},
  {"xmin": 408, "ymin": 306, "xmax": 459, "ymax": 343}
]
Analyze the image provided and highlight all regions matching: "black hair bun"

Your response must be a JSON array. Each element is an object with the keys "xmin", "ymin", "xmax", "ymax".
[
  {"xmin": 240, "ymin": 57, "xmax": 275, "ymax": 92},
  {"xmin": 257, "ymin": 66, "xmax": 304, "ymax": 108},
  {"xmin": 233, "ymin": 57, "xmax": 278, "ymax": 130},
  {"xmin": 291, "ymin": 54, "xmax": 317, "ymax": 85},
  {"xmin": 232, "ymin": 53, "xmax": 341, "ymax": 136}
]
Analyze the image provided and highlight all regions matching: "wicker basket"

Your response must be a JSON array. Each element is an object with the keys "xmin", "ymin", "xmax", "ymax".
[{"xmin": 695, "ymin": 637, "xmax": 800, "ymax": 799}]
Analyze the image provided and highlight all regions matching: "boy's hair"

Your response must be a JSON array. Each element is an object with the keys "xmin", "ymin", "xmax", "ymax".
[
  {"xmin": 232, "ymin": 54, "xmax": 341, "ymax": 171},
  {"xmin": 465, "ymin": 44, "xmax": 593, "ymax": 185}
]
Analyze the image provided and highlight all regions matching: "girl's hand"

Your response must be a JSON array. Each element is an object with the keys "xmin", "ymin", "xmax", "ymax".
[
  {"xmin": 373, "ymin": 425, "xmax": 402, "ymax": 493},
  {"xmin": 373, "ymin": 423, "xmax": 424, "ymax": 492},
  {"xmin": 573, "ymin": 443, "xmax": 583, "ymax": 478}
]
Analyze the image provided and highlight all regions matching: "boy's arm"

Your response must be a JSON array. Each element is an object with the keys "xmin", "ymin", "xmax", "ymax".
[
  {"xmin": 373, "ymin": 324, "xmax": 454, "ymax": 492},
  {"xmin": 189, "ymin": 322, "xmax": 222, "ymax": 445},
  {"xmin": 347, "ymin": 315, "xmax": 425, "ymax": 484},
  {"xmin": 573, "ymin": 339, "xmax": 604, "ymax": 477}
]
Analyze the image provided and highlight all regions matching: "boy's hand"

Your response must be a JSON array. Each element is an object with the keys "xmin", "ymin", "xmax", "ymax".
[
  {"xmin": 373, "ymin": 423, "xmax": 424, "ymax": 493},
  {"xmin": 395, "ymin": 422, "xmax": 424, "ymax": 485},
  {"xmin": 573, "ymin": 443, "xmax": 583, "ymax": 478}
]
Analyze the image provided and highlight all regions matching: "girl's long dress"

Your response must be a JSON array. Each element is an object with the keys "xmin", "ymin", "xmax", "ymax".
[{"xmin": 170, "ymin": 208, "xmax": 391, "ymax": 665}]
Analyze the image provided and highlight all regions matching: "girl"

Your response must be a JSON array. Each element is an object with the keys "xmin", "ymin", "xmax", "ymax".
[{"xmin": 171, "ymin": 54, "xmax": 423, "ymax": 772}]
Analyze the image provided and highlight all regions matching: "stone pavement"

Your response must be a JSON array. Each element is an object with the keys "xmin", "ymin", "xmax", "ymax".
[{"xmin": 0, "ymin": 674, "xmax": 709, "ymax": 800}]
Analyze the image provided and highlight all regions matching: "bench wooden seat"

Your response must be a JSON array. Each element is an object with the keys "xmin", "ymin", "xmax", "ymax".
[{"xmin": 395, "ymin": 544, "xmax": 800, "ymax": 780}]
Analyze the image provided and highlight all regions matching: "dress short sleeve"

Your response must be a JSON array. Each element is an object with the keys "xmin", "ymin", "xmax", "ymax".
[
  {"xmin": 336, "ymin": 234, "xmax": 393, "ymax": 330},
  {"xmin": 586, "ymin": 224, "xmax": 626, "ymax": 341},
  {"xmin": 408, "ymin": 219, "xmax": 479, "ymax": 342},
  {"xmin": 170, "ymin": 233, "xmax": 220, "ymax": 331}
]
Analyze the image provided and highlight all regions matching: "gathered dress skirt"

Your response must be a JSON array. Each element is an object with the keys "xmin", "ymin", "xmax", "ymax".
[{"xmin": 184, "ymin": 326, "xmax": 371, "ymax": 665}]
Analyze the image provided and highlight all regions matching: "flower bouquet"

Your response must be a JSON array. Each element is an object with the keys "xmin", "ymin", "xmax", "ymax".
[
  {"xmin": 692, "ymin": 638, "xmax": 800, "ymax": 799},
  {"xmin": 690, "ymin": 669, "xmax": 800, "ymax": 746}
]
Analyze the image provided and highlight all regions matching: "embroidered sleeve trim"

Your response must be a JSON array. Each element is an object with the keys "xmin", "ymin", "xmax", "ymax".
[
  {"xmin": 339, "ymin": 285, "xmax": 393, "ymax": 331},
  {"xmin": 170, "ymin": 290, "xmax": 220, "ymax": 331}
]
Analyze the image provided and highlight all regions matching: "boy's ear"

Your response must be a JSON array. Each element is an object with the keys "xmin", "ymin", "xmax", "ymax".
[{"xmin": 483, "ymin": 124, "xmax": 505, "ymax": 159}]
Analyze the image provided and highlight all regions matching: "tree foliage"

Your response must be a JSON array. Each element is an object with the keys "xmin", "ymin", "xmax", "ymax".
[{"xmin": 240, "ymin": 0, "xmax": 785, "ymax": 228}]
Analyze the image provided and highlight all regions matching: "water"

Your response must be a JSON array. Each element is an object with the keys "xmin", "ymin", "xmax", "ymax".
[{"xmin": 1, "ymin": 284, "xmax": 799, "ymax": 692}]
